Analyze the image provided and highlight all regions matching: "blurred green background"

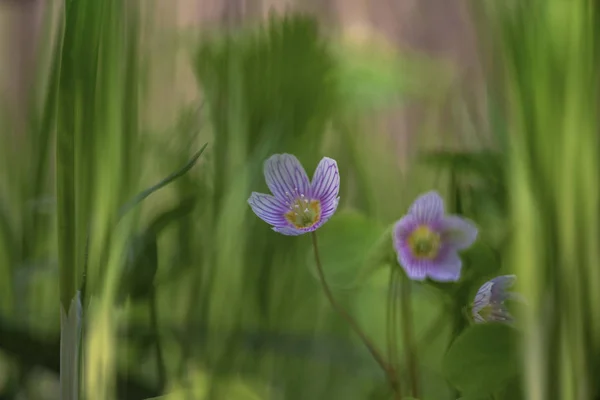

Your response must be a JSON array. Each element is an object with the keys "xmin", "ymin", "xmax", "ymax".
[{"xmin": 0, "ymin": 1, "xmax": 599, "ymax": 399}]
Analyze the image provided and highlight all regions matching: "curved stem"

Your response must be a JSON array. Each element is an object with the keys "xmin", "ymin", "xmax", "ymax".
[
  {"xmin": 400, "ymin": 275, "xmax": 420, "ymax": 398},
  {"xmin": 118, "ymin": 143, "xmax": 208, "ymax": 218},
  {"xmin": 310, "ymin": 232, "xmax": 400, "ymax": 396}
]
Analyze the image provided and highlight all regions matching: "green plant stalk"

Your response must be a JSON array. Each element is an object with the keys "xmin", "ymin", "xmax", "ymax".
[
  {"xmin": 79, "ymin": 0, "xmax": 130, "ymax": 396},
  {"xmin": 446, "ymin": 172, "xmax": 469, "ymax": 350},
  {"xmin": 446, "ymin": 296, "xmax": 469, "ymax": 400},
  {"xmin": 60, "ymin": 292, "xmax": 83, "ymax": 400},
  {"xmin": 399, "ymin": 275, "xmax": 420, "ymax": 398},
  {"xmin": 54, "ymin": 5, "xmax": 81, "ymax": 399},
  {"xmin": 310, "ymin": 232, "xmax": 400, "ymax": 397},
  {"xmin": 55, "ymin": 10, "xmax": 75, "ymax": 322},
  {"xmin": 386, "ymin": 267, "xmax": 401, "ymax": 396}
]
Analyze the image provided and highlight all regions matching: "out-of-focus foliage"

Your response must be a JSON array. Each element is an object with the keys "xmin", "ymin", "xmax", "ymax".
[
  {"xmin": 0, "ymin": 0, "xmax": 598, "ymax": 399},
  {"xmin": 468, "ymin": 1, "xmax": 600, "ymax": 400}
]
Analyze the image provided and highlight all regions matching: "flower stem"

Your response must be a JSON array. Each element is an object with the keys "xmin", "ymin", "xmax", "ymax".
[
  {"xmin": 446, "ymin": 300, "xmax": 468, "ymax": 399},
  {"xmin": 386, "ymin": 267, "xmax": 402, "ymax": 396},
  {"xmin": 400, "ymin": 275, "xmax": 420, "ymax": 398},
  {"xmin": 310, "ymin": 232, "xmax": 400, "ymax": 396}
]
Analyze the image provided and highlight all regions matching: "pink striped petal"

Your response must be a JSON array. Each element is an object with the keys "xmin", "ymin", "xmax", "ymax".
[{"xmin": 264, "ymin": 154, "xmax": 311, "ymax": 204}]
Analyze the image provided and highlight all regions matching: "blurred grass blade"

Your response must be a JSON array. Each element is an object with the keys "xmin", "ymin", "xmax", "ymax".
[
  {"xmin": 472, "ymin": 1, "xmax": 600, "ymax": 398},
  {"xmin": 55, "ymin": 0, "xmax": 78, "ymax": 396},
  {"xmin": 54, "ymin": 0, "xmax": 144, "ymax": 398},
  {"xmin": 60, "ymin": 291, "xmax": 83, "ymax": 399}
]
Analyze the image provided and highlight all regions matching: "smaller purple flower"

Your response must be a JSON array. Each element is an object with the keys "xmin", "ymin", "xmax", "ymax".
[
  {"xmin": 248, "ymin": 154, "xmax": 340, "ymax": 236},
  {"xmin": 472, "ymin": 275, "xmax": 522, "ymax": 324},
  {"xmin": 392, "ymin": 191, "xmax": 478, "ymax": 282}
]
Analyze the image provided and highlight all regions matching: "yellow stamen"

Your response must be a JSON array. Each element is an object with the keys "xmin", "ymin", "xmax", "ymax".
[
  {"xmin": 408, "ymin": 225, "xmax": 441, "ymax": 259},
  {"xmin": 285, "ymin": 198, "xmax": 321, "ymax": 228}
]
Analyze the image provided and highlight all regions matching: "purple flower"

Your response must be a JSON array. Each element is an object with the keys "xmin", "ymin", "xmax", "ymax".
[
  {"xmin": 392, "ymin": 191, "xmax": 478, "ymax": 282},
  {"xmin": 472, "ymin": 275, "xmax": 521, "ymax": 324},
  {"xmin": 248, "ymin": 154, "xmax": 340, "ymax": 236}
]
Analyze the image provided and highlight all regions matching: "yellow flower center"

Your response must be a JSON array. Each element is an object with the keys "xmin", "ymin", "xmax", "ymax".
[
  {"xmin": 285, "ymin": 197, "xmax": 321, "ymax": 228},
  {"xmin": 408, "ymin": 225, "xmax": 441, "ymax": 259}
]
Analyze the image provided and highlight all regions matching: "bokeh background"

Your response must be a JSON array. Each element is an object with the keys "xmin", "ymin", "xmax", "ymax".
[{"xmin": 0, "ymin": 1, "xmax": 599, "ymax": 399}]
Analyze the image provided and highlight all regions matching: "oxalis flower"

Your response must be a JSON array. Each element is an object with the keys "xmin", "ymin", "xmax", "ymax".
[
  {"xmin": 392, "ymin": 191, "xmax": 478, "ymax": 282},
  {"xmin": 248, "ymin": 154, "xmax": 340, "ymax": 236},
  {"xmin": 472, "ymin": 275, "xmax": 522, "ymax": 324}
]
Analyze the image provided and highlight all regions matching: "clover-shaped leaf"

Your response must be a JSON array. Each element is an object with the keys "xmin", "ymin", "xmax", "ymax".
[{"xmin": 443, "ymin": 324, "xmax": 520, "ymax": 397}]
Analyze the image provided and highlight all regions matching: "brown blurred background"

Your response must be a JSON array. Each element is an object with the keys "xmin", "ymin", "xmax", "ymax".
[{"xmin": 1, "ymin": 0, "xmax": 482, "ymax": 156}]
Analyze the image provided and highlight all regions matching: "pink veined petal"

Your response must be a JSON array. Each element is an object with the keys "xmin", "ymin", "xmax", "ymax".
[
  {"xmin": 393, "ymin": 215, "xmax": 429, "ymax": 281},
  {"xmin": 472, "ymin": 275, "xmax": 521, "ymax": 324},
  {"xmin": 393, "ymin": 213, "xmax": 463, "ymax": 282},
  {"xmin": 425, "ymin": 251, "xmax": 462, "ymax": 282},
  {"xmin": 398, "ymin": 258, "xmax": 428, "ymax": 281},
  {"xmin": 408, "ymin": 191, "xmax": 445, "ymax": 223},
  {"xmin": 310, "ymin": 157, "xmax": 340, "ymax": 208},
  {"xmin": 395, "ymin": 243, "xmax": 428, "ymax": 281},
  {"xmin": 473, "ymin": 281, "xmax": 494, "ymax": 314},
  {"xmin": 272, "ymin": 225, "xmax": 305, "ymax": 236},
  {"xmin": 393, "ymin": 214, "xmax": 419, "ymax": 243},
  {"xmin": 316, "ymin": 197, "xmax": 340, "ymax": 228},
  {"xmin": 247, "ymin": 192, "xmax": 288, "ymax": 227},
  {"xmin": 264, "ymin": 154, "xmax": 311, "ymax": 203},
  {"xmin": 490, "ymin": 275, "xmax": 517, "ymax": 296},
  {"xmin": 441, "ymin": 215, "xmax": 478, "ymax": 250}
]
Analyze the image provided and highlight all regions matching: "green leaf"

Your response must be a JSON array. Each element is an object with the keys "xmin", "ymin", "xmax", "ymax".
[
  {"xmin": 443, "ymin": 324, "xmax": 520, "ymax": 397},
  {"xmin": 117, "ymin": 143, "xmax": 207, "ymax": 218},
  {"xmin": 307, "ymin": 210, "xmax": 384, "ymax": 289}
]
